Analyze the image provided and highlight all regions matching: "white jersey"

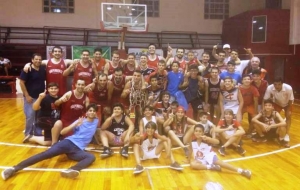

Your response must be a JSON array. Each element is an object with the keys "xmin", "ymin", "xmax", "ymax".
[
  {"xmin": 221, "ymin": 87, "xmax": 239, "ymax": 114},
  {"xmin": 142, "ymin": 116, "xmax": 157, "ymax": 132},
  {"xmin": 191, "ymin": 141, "xmax": 216, "ymax": 165},
  {"xmin": 199, "ymin": 120, "xmax": 214, "ymax": 134},
  {"xmin": 141, "ymin": 134, "xmax": 159, "ymax": 152}
]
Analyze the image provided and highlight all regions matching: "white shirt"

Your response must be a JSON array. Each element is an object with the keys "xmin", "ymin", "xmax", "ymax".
[
  {"xmin": 0, "ymin": 58, "xmax": 10, "ymax": 65},
  {"xmin": 264, "ymin": 83, "xmax": 294, "ymax": 107},
  {"xmin": 235, "ymin": 60, "xmax": 249, "ymax": 74}
]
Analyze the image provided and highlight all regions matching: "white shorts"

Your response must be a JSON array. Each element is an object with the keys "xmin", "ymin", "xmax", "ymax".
[
  {"xmin": 141, "ymin": 148, "xmax": 161, "ymax": 160},
  {"xmin": 195, "ymin": 152, "xmax": 217, "ymax": 165}
]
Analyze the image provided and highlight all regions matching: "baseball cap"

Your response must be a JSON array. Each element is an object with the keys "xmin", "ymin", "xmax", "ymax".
[{"xmin": 223, "ymin": 44, "xmax": 230, "ymax": 49}]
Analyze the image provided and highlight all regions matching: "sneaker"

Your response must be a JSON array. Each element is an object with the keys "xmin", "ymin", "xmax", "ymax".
[
  {"xmin": 60, "ymin": 169, "xmax": 80, "ymax": 179},
  {"xmin": 120, "ymin": 146, "xmax": 129, "ymax": 158},
  {"xmin": 133, "ymin": 165, "xmax": 145, "ymax": 174},
  {"xmin": 218, "ymin": 146, "xmax": 226, "ymax": 156},
  {"xmin": 241, "ymin": 169, "xmax": 251, "ymax": 179},
  {"xmin": 170, "ymin": 161, "xmax": 183, "ymax": 171},
  {"xmin": 183, "ymin": 147, "xmax": 189, "ymax": 158},
  {"xmin": 210, "ymin": 164, "xmax": 221, "ymax": 171},
  {"xmin": 252, "ymin": 135, "xmax": 267, "ymax": 143},
  {"xmin": 101, "ymin": 147, "xmax": 114, "ymax": 158},
  {"xmin": 236, "ymin": 145, "xmax": 246, "ymax": 155},
  {"xmin": 23, "ymin": 134, "xmax": 32, "ymax": 143},
  {"xmin": 1, "ymin": 167, "xmax": 16, "ymax": 180},
  {"xmin": 278, "ymin": 139, "xmax": 290, "ymax": 148}
]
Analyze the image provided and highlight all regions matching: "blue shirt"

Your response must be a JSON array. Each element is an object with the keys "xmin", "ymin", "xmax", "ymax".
[
  {"xmin": 66, "ymin": 118, "xmax": 98, "ymax": 150},
  {"xmin": 167, "ymin": 71, "xmax": 184, "ymax": 95},
  {"xmin": 19, "ymin": 66, "xmax": 46, "ymax": 99},
  {"xmin": 219, "ymin": 71, "xmax": 242, "ymax": 85}
]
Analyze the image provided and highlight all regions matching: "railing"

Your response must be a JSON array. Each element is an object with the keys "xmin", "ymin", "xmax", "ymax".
[{"xmin": 0, "ymin": 26, "xmax": 221, "ymax": 49}]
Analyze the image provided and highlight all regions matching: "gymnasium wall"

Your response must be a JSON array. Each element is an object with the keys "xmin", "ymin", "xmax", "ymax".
[{"xmin": 0, "ymin": 0, "xmax": 291, "ymax": 34}]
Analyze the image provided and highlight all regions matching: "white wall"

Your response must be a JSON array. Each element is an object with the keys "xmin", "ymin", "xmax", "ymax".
[{"xmin": 0, "ymin": 0, "xmax": 290, "ymax": 34}]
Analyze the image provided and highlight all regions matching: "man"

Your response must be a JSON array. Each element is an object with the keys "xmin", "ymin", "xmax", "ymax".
[
  {"xmin": 19, "ymin": 53, "xmax": 46, "ymax": 137},
  {"xmin": 213, "ymin": 50, "xmax": 227, "ymax": 73},
  {"xmin": 219, "ymin": 76, "xmax": 244, "ymax": 122},
  {"xmin": 64, "ymin": 50, "xmax": 98, "ymax": 89},
  {"xmin": 147, "ymin": 59, "xmax": 168, "ymax": 90},
  {"xmin": 52, "ymin": 79, "xmax": 89, "ymax": 144},
  {"xmin": 147, "ymin": 44, "xmax": 164, "ymax": 68},
  {"xmin": 243, "ymin": 57, "xmax": 268, "ymax": 81},
  {"xmin": 145, "ymin": 75, "xmax": 163, "ymax": 107},
  {"xmin": 181, "ymin": 64, "xmax": 205, "ymax": 120},
  {"xmin": 251, "ymin": 69, "xmax": 268, "ymax": 111},
  {"xmin": 85, "ymin": 73, "xmax": 114, "ymax": 121},
  {"xmin": 251, "ymin": 99, "xmax": 289, "ymax": 147},
  {"xmin": 103, "ymin": 51, "xmax": 123, "ymax": 75},
  {"xmin": 1, "ymin": 104, "xmax": 99, "ymax": 180},
  {"xmin": 239, "ymin": 75, "xmax": 259, "ymax": 135},
  {"xmin": 230, "ymin": 48, "xmax": 253, "ymax": 74},
  {"xmin": 92, "ymin": 48, "xmax": 109, "ymax": 73},
  {"xmin": 122, "ymin": 53, "xmax": 137, "ymax": 76},
  {"xmin": 166, "ymin": 48, "xmax": 187, "ymax": 73},
  {"xmin": 212, "ymin": 44, "xmax": 232, "ymax": 64},
  {"xmin": 219, "ymin": 61, "xmax": 242, "ymax": 86},
  {"xmin": 204, "ymin": 67, "xmax": 224, "ymax": 123},
  {"xmin": 263, "ymin": 77, "xmax": 294, "ymax": 143},
  {"xmin": 24, "ymin": 46, "xmax": 73, "ymax": 96},
  {"xmin": 100, "ymin": 103, "xmax": 135, "ymax": 158},
  {"xmin": 198, "ymin": 52, "xmax": 212, "ymax": 78},
  {"xmin": 138, "ymin": 54, "xmax": 156, "ymax": 81},
  {"xmin": 0, "ymin": 55, "xmax": 11, "ymax": 76},
  {"xmin": 24, "ymin": 82, "xmax": 61, "ymax": 146}
]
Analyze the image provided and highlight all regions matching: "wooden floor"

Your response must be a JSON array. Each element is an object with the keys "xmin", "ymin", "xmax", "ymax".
[{"xmin": 0, "ymin": 94, "xmax": 300, "ymax": 190}]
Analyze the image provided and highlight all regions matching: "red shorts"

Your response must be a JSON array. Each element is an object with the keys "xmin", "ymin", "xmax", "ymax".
[{"xmin": 273, "ymin": 104, "xmax": 293, "ymax": 113}]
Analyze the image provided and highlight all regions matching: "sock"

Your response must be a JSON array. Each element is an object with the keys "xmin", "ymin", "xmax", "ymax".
[{"xmin": 237, "ymin": 168, "xmax": 243, "ymax": 174}]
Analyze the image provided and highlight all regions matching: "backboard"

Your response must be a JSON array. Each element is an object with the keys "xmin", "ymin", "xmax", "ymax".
[{"xmin": 101, "ymin": 3, "xmax": 148, "ymax": 32}]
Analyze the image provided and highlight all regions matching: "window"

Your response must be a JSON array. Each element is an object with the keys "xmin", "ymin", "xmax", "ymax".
[
  {"xmin": 43, "ymin": 0, "xmax": 74, "ymax": 13},
  {"xmin": 133, "ymin": 0, "xmax": 159, "ymax": 17},
  {"xmin": 204, "ymin": 0, "xmax": 229, "ymax": 20},
  {"xmin": 252, "ymin": 15, "xmax": 267, "ymax": 43},
  {"xmin": 266, "ymin": 0, "xmax": 282, "ymax": 9}
]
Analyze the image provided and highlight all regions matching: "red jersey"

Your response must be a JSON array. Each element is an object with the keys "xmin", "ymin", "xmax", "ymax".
[
  {"xmin": 174, "ymin": 57, "xmax": 187, "ymax": 73},
  {"xmin": 218, "ymin": 119, "xmax": 240, "ymax": 129},
  {"xmin": 147, "ymin": 55, "xmax": 160, "ymax": 68},
  {"xmin": 251, "ymin": 80, "xmax": 268, "ymax": 104},
  {"xmin": 95, "ymin": 58, "xmax": 106, "ymax": 73},
  {"xmin": 46, "ymin": 59, "xmax": 67, "ymax": 96},
  {"xmin": 88, "ymin": 83, "xmax": 108, "ymax": 105},
  {"xmin": 111, "ymin": 75, "xmax": 126, "ymax": 97},
  {"xmin": 123, "ymin": 64, "xmax": 135, "ymax": 76},
  {"xmin": 108, "ymin": 61, "xmax": 122, "ymax": 75},
  {"xmin": 72, "ymin": 63, "xmax": 93, "ymax": 89},
  {"xmin": 61, "ymin": 91, "xmax": 86, "ymax": 127},
  {"xmin": 239, "ymin": 85, "xmax": 260, "ymax": 106}
]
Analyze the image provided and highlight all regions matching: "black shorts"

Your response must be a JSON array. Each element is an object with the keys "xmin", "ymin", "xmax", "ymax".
[
  {"xmin": 190, "ymin": 98, "xmax": 204, "ymax": 111},
  {"xmin": 264, "ymin": 128, "xmax": 278, "ymax": 139}
]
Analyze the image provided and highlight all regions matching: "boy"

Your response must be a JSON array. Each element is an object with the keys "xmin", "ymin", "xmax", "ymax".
[
  {"xmin": 189, "ymin": 124, "xmax": 251, "ymax": 179},
  {"xmin": 139, "ymin": 105, "xmax": 165, "ymax": 135},
  {"xmin": 251, "ymin": 99, "xmax": 289, "ymax": 147},
  {"xmin": 198, "ymin": 112, "xmax": 216, "ymax": 138},
  {"xmin": 215, "ymin": 109, "xmax": 246, "ymax": 156},
  {"xmin": 2, "ymin": 104, "xmax": 99, "ymax": 180},
  {"xmin": 132, "ymin": 121, "xmax": 183, "ymax": 174}
]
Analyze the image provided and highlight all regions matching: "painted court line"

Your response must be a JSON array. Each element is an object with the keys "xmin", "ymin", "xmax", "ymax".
[{"xmin": 0, "ymin": 142, "xmax": 299, "ymax": 172}]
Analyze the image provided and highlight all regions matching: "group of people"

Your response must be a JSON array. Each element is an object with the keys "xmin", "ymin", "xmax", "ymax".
[{"xmin": 2, "ymin": 43, "xmax": 295, "ymax": 181}]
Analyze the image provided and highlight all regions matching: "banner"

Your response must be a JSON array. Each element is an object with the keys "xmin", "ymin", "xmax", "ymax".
[
  {"xmin": 171, "ymin": 49, "xmax": 204, "ymax": 61},
  {"xmin": 128, "ymin": 48, "xmax": 163, "ymax": 61},
  {"xmin": 72, "ymin": 46, "xmax": 111, "ymax": 60},
  {"xmin": 46, "ymin": 46, "xmax": 67, "ymax": 60}
]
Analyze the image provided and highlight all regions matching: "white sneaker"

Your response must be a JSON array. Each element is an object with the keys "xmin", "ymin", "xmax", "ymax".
[
  {"xmin": 284, "ymin": 134, "xmax": 290, "ymax": 142},
  {"xmin": 60, "ymin": 169, "xmax": 80, "ymax": 179}
]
